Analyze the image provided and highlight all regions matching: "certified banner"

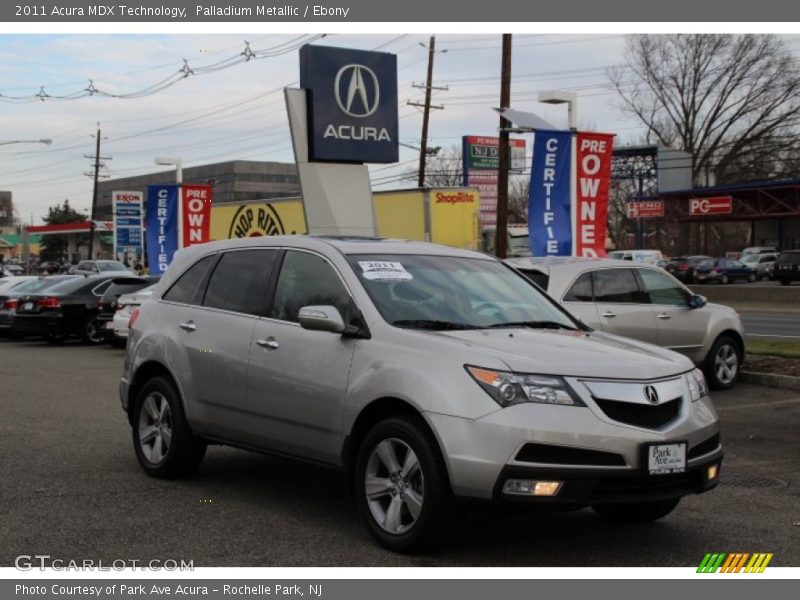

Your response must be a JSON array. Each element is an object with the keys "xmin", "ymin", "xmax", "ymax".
[
  {"xmin": 528, "ymin": 130, "xmax": 573, "ymax": 256},
  {"xmin": 179, "ymin": 184, "xmax": 212, "ymax": 248},
  {"xmin": 574, "ymin": 132, "xmax": 614, "ymax": 257},
  {"xmin": 146, "ymin": 184, "xmax": 180, "ymax": 274}
]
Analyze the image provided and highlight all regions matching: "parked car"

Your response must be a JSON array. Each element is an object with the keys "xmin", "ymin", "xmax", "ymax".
[
  {"xmin": 773, "ymin": 250, "xmax": 800, "ymax": 286},
  {"xmin": 741, "ymin": 246, "xmax": 777, "ymax": 257},
  {"xmin": 505, "ymin": 257, "xmax": 745, "ymax": 390},
  {"xmin": 13, "ymin": 275, "xmax": 118, "ymax": 344},
  {"xmin": 74, "ymin": 260, "xmax": 133, "ymax": 277},
  {"xmin": 607, "ymin": 250, "xmax": 664, "ymax": 265},
  {"xmin": 1, "ymin": 264, "xmax": 25, "ymax": 277},
  {"xmin": 740, "ymin": 252, "xmax": 777, "ymax": 280},
  {"xmin": 1, "ymin": 275, "xmax": 79, "ymax": 338},
  {"xmin": 693, "ymin": 258, "xmax": 755, "ymax": 284},
  {"xmin": 122, "ymin": 237, "xmax": 722, "ymax": 552},
  {"xmin": 96, "ymin": 276, "xmax": 160, "ymax": 344},
  {"xmin": 111, "ymin": 283, "xmax": 158, "ymax": 341},
  {"xmin": 481, "ymin": 225, "xmax": 531, "ymax": 257},
  {"xmin": 38, "ymin": 261, "xmax": 62, "ymax": 274},
  {"xmin": 662, "ymin": 255, "xmax": 711, "ymax": 283}
]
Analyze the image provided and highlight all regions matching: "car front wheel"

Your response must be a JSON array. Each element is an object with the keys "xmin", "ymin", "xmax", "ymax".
[
  {"xmin": 593, "ymin": 498, "xmax": 680, "ymax": 523},
  {"xmin": 354, "ymin": 416, "xmax": 454, "ymax": 552},
  {"xmin": 132, "ymin": 376, "xmax": 206, "ymax": 479},
  {"xmin": 706, "ymin": 334, "xmax": 741, "ymax": 390}
]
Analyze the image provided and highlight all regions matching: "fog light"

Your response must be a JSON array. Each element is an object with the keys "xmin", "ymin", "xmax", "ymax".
[
  {"xmin": 503, "ymin": 479, "xmax": 563, "ymax": 497},
  {"xmin": 708, "ymin": 464, "xmax": 720, "ymax": 480}
]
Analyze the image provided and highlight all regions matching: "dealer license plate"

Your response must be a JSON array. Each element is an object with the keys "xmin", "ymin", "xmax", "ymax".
[
  {"xmin": 646, "ymin": 443, "xmax": 687, "ymax": 475},
  {"xmin": 22, "ymin": 302, "xmax": 33, "ymax": 311}
]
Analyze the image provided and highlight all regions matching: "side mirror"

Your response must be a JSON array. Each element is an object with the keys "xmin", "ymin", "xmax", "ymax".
[
  {"xmin": 689, "ymin": 294, "xmax": 707, "ymax": 309},
  {"xmin": 298, "ymin": 305, "xmax": 346, "ymax": 334}
]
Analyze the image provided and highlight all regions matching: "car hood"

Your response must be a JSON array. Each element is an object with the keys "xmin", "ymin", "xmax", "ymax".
[{"xmin": 429, "ymin": 328, "xmax": 694, "ymax": 379}]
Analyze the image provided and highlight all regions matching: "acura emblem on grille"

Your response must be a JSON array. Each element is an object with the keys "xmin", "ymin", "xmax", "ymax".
[{"xmin": 644, "ymin": 385, "xmax": 660, "ymax": 404}]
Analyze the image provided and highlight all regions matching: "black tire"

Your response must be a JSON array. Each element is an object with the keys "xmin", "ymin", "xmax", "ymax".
[
  {"xmin": 80, "ymin": 315, "xmax": 104, "ymax": 345},
  {"xmin": 354, "ymin": 415, "xmax": 455, "ymax": 552},
  {"xmin": 705, "ymin": 334, "xmax": 742, "ymax": 390},
  {"xmin": 593, "ymin": 498, "xmax": 680, "ymax": 523},
  {"xmin": 132, "ymin": 376, "xmax": 206, "ymax": 479},
  {"xmin": 747, "ymin": 273, "xmax": 756, "ymax": 283},
  {"xmin": 721, "ymin": 274, "xmax": 729, "ymax": 284},
  {"xmin": 779, "ymin": 280, "xmax": 790, "ymax": 286}
]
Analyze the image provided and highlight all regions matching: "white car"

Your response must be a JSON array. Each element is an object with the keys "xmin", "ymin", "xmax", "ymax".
[
  {"xmin": 506, "ymin": 257, "xmax": 745, "ymax": 390},
  {"xmin": 111, "ymin": 284, "xmax": 157, "ymax": 340},
  {"xmin": 607, "ymin": 249, "xmax": 664, "ymax": 265}
]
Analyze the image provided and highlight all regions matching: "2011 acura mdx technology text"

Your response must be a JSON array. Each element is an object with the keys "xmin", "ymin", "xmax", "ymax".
[{"xmin": 120, "ymin": 236, "xmax": 722, "ymax": 551}]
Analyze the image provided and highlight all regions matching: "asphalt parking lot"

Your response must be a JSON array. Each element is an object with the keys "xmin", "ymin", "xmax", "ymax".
[{"xmin": 1, "ymin": 338, "xmax": 798, "ymax": 567}]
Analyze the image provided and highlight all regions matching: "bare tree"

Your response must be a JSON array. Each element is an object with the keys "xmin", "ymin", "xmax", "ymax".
[
  {"xmin": 508, "ymin": 175, "xmax": 530, "ymax": 223},
  {"xmin": 407, "ymin": 146, "xmax": 464, "ymax": 187},
  {"xmin": 610, "ymin": 35, "xmax": 800, "ymax": 184}
]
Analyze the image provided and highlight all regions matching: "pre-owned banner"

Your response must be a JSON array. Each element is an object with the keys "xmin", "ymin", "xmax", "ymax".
[
  {"xmin": 574, "ymin": 132, "xmax": 613, "ymax": 257},
  {"xmin": 528, "ymin": 130, "xmax": 573, "ymax": 256},
  {"xmin": 146, "ymin": 184, "xmax": 180, "ymax": 274},
  {"xmin": 180, "ymin": 184, "xmax": 212, "ymax": 248}
]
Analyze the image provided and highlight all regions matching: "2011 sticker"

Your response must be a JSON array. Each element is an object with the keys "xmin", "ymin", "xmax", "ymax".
[{"xmin": 358, "ymin": 261, "xmax": 413, "ymax": 282}]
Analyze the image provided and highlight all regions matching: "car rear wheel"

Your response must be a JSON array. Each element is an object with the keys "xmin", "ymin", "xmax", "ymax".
[
  {"xmin": 706, "ymin": 334, "xmax": 741, "ymax": 390},
  {"xmin": 354, "ymin": 416, "xmax": 455, "ymax": 552},
  {"xmin": 593, "ymin": 498, "xmax": 680, "ymax": 523},
  {"xmin": 747, "ymin": 273, "xmax": 756, "ymax": 283},
  {"xmin": 132, "ymin": 376, "xmax": 206, "ymax": 479},
  {"xmin": 80, "ymin": 316, "xmax": 104, "ymax": 345}
]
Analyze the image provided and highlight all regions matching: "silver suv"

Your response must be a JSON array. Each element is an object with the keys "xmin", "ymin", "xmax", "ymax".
[{"xmin": 121, "ymin": 237, "xmax": 722, "ymax": 551}]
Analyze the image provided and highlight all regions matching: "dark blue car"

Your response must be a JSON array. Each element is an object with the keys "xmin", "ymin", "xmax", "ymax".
[{"xmin": 693, "ymin": 258, "xmax": 756, "ymax": 284}]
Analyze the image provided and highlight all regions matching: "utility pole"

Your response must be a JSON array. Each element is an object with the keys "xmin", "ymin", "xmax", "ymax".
[
  {"xmin": 84, "ymin": 125, "xmax": 111, "ymax": 260},
  {"xmin": 495, "ymin": 34, "xmax": 513, "ymax": 259},
  {"xmin": 408, "ymin": 36, "xmax": 447, "ymax": 187}
]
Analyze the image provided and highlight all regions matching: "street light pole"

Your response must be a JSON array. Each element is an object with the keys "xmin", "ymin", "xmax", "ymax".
[{"xmin": 155, "ymin": 157, "xmax": 183, "ymax": 184}]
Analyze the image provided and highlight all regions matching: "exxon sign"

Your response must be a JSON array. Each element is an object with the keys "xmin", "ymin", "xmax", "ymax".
[{"xmin": 300, "ymin": 45, "xmax": 399, "ymax": 163}]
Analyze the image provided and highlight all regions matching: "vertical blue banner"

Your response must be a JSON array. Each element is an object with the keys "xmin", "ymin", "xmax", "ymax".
[
  {"xmin": 146, "ymin": 185, "xmax": 179, "ymax": 274},
  {"xmin": 528, "ymin": 130, "xmax": 573, "ymax": 256}
]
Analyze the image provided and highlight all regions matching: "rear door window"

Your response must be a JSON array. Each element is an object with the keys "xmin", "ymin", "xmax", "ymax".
[
  {"xmin": 203, "ymin": 250, "xmax": 278, "ymax": 315},
  {"xmin": 593, "ymin": 269, "xmax": 648, "ymax": 303},
  {"xmin": 563, "ymin": 272, "xmax": 594, "ymax": 302},
  {"xmin": 163, "ymin": 255, "xmax": 217, "ymax": 306}
]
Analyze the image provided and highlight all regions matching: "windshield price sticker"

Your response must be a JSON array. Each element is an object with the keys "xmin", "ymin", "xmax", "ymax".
[{"xmin": 359, "ymin": 261, "xmax": 413, "ymax": 282}]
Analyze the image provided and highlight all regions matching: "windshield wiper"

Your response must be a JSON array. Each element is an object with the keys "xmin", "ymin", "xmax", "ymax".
[
  {"xmin": 484, "ymin": 320, "xmax": 578, "ymax": 331},
  {"xmin": 392, "ymin": 319, "xmax": 480, "ymax": 331}
]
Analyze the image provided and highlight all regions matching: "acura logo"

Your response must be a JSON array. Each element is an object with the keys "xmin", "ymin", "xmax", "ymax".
[
  {"xmin": 644, "ymin": 385, "xmax": 660, "ymax": 405},
  {"xmin": 334, "ymin": 64, "xmax": 380, "ymax": 118}
]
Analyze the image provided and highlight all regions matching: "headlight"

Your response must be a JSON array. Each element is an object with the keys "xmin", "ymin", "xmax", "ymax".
[
  {"xmin": 466, "ymin": 366, "xmax": 585, "ymax": 408},
  {"xmin": 686, "ymin": 368, "xmax": 709, "ymax": 402}
]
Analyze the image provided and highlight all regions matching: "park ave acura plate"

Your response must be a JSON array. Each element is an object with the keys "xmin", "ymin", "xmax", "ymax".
[{"xmin": 646, "ymin": 442, "xmax": 687, "ymax": 475}]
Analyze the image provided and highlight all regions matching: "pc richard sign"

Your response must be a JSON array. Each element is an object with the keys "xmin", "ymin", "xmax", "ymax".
[{"xmin": 300, "ymin": 45, "xmax": 398, "ymax": 163}]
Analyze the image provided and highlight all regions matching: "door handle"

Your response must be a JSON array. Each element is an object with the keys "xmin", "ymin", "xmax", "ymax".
[
  {"xmin": 657, "ymin": 313, "xmax": 672, "ymax": 320},
  {"xmin": 178, "ymin": 321, "xmax": 196, "ymax": 332},
  {"xmin": 256, "ymin": 337, "xmax": 279, "ymax": 350},
  {"xmin": 601, "ymin": 311, "xmax": 616, "ymax": 318}
]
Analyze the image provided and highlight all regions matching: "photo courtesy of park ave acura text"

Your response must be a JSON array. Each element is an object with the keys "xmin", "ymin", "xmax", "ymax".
[{"xmin": 0, "ymin": 23, "xmax": 798, "ymax": 573}]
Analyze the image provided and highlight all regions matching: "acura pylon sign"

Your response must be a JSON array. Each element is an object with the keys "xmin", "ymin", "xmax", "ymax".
[{"xmin": 300, "ymin": 45, "xmax": 399, "ymax": 163}]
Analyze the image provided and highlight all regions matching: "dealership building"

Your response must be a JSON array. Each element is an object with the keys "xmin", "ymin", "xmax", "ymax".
[{"xmin": 95, "ymin": 160, "xmax": 300, "ymax": 219}]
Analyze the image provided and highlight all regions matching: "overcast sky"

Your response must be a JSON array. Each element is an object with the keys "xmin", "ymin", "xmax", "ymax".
[{"xmin": 1, "ymin": 33, "xmax": 797, "ymax": 224}]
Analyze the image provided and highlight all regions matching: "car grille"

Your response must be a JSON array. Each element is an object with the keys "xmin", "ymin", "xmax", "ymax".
[
  {"xmin": 515, "ymin": 443, "xmax": 626, "ymax": 467},
  {"xmin": 688, "ymin": 433, "xmax": 721, "ymax": 459},
  {"xmin": 594, "ymin": 397, "xmax": 681, "ymax": 429}
]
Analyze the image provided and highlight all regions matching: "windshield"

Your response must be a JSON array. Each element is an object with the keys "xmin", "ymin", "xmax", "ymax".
[
  {"xmin": 509, "ymin": 235, "xmax": 530, "ymax": 250},
  {"xmin": 741, "ymin": 255, "xmax": 758, "ymax": 264},
  {"xmin": 97, "ymin": 261, "xmax": 128, "ymax": 272},
  {"xmin": 347, "ymin": 254, "xmax": 580, "ymax": 331}
]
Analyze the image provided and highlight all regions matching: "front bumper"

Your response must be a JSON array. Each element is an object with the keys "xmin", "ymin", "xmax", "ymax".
[{"xmin": 426, "ymin": 383, "xmax": 720, "ymax": 504}]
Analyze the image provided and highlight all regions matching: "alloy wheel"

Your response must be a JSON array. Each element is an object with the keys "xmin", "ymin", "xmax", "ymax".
[
  {"xmin": 138, "ymin": 392, "xmax": 173, "ymax": 465},
  {"xmin": 365, "ymin": 438, "xmax": 424, "ymax": 535},
  {"xmin": 714, "ymin": 344, "xmax": 739, "ymax": 386}
]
